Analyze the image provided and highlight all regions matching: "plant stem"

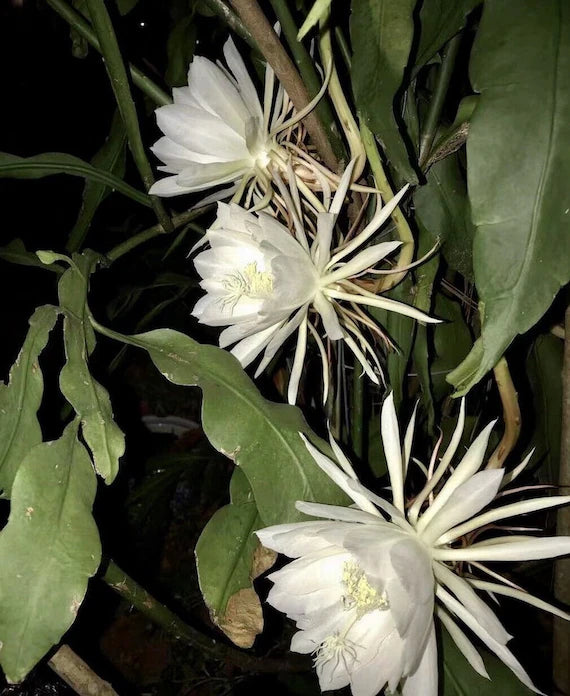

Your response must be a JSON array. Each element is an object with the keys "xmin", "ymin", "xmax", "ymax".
[
  {"xmin": 106, "ymin": 206, "xmax": 213, "ymax": 263},
  {"xmin": 49, "ymin": 646, "xmax": 118, "ymax": 696},
  {"xmin": 46, "ymin": 0, "xmax": 171, "ymax": 107},
  {"xmin": 360, "ymin": 124, "xmax": 414, "ymax": 291},
  {"xmin": 201, "ymin": 0, "xmax": 257, "ymax": 50},
  {"xmin": 554, "ymin": 301, "xmax": 570, "ymax": 696},
  {"xmin": 418, "ymin": 34, "xmax": 462, "ymax": 169},
  {"xmin": 85, "ymin": 0, "xmax": 173, "ymax": 234},
  {"xmin": 486, "ymin": 357, "xmax": 521, "ymax": 469},
  {"xmin": 102, "ymin": 560, "xmax": 309, "ymax": 673},
  {"xmin": 268, "ymin": 0, "xmax": 342, "ymax": 157},
  {"xmin": 228, "ymin": 0, "xmax": 338, "ymax": 172}
]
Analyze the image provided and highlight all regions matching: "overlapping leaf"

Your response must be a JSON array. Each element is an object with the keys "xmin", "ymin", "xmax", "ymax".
[
  {"xmin": 0, "ymin": 305, "xmax": 59, "ymax": 498},
  {"xmin": 0, "ymin": 419, "xmax": 101, "ymax": 683},
  {"xmin": 449, "ymin": 0, "xmax": 570, "ymax": 394}
]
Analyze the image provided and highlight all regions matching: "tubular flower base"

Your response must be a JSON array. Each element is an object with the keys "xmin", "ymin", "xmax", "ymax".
[
  {"xmin": 257, "ymin": 394, "xmax": 570, "ymax": 696},
  {"xmin": 191, "ymin": 162, "xmax": 438, "ymax": 404}
]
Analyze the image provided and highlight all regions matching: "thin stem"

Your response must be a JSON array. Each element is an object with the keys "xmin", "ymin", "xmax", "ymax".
[
  {"xmin": 102, "ymin": 560, "xmax": 309, "ymax": 673},
  {"xmin": 418, "ymin": 34, "xmax": 462, "ymax": 169},
  {"xmin": 360, "ymin": 124, "xmax": 414, "ymax": 291},
  {"xmin": 46, "ymin": 0, "xmax": 171, "ymax": 107},
  {"xmin": 334, "ymin": 26, "xmax": 351, "ymax": 71},
  {"xmin": 228, "ymin": 0, "xmax": 338, "ymax": 171},
  {"xmin": 268, "ymin": 0, "xmax": 343, "ymax": 156},
  {"xmin": 554, "ymin": 301, "xmax": 570, "ymax": 696},
  {"xmin": 201, "ymin": 0, "xmax": 258, "ymax": 50},
  {"xmin": 106, "ymin": 206, "xmax": 213, "ymax": 263},
  {"xmin": 48, "ymin": 646, "xmax": 118, "ymax": 696},
  {"xmin": 486, "ymin": 357, "xmax": 521, "ymax": 469},
  {"xmin": 85, "ymin": 0, "xmax": 173, "ymax": 233}
]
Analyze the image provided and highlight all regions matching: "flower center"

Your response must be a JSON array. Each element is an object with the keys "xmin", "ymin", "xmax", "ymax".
[
  {"xmin": 221, "ymin": 261, "xmax": 274, "ymax": 310},
  {"xmin": 341, "ymin": 560, "xmax": 389, "ymax": 617}
]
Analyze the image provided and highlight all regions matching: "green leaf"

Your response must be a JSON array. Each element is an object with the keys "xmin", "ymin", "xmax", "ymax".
[
  {"xmin": 196, "ymin": 469, "xmax": 269, "ymax": 647},
  {"xmin": 115, "ymin": 0, "xmax": 139, "ymax": 15},
  {"xmin": 0, "ymin": 152, "xmax": 151, "ymax": 208},
  {"xmin": 526, "ymin": 333, "xmax": 563, "ymax": 485},
  {"xmin": 441, "ymin": 624, "xmax": 533, "ymax": 695},
  {"xmin": 298, "ymin": 0, "xmax": 333, "ymax": 40},
  {"xmin": 415, "ymin": 0, "xmax": 481, "ymax": 70},
  {"xmin": 67, "ymin": 111, "xmax": 127, "ymax": 252},
  {"xmin": 58, "ymin": 253, "xmax": 125, "ymax": 483},
  {"xmin": 90, "ymin": 323, "xmax": 349, "ymax": 524},
  {"xmin": 0, "ymin": 240, "xmax": 63, "ymax": 274},
  {"xmin": 166, "ymin": 16, "xmax": 197, "ymax": 88},
  {"xmin": 0, "ymin": 419, "xmax": 101, "ymax": 683},
  {"xmin": 414, "ymin": 153, "xmax": 474, "ymax": 280},
  {"xmin": 0, "ymin": 306, "xmax": 59, "ymax": 498},
  {"xmin": 351, "ymin": 0, "xmax": 419, "ymax": 183},
  {"xmin": 449, "ymin": 0, "xmax": 570, "ymax": 395}
]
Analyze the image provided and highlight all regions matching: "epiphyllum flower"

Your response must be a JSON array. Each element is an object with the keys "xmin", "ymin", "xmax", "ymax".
[
  {"xmin": 191, "ymin": 162, "xmax": 438, "ymax": 403},
  {"xmin": 257, "ymin": 394, "xmax": 570, "ymax": 696}
]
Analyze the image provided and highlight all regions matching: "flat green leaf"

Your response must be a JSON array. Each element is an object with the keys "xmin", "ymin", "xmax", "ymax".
[
  {"xmin": 90, "ymin": 324, "xmax": 348, "ymax": 525},
  {"xmin": 196, "ymin": 469, "xmax": 269, "ymax": 647},
  {"xmin": 0, "ymin": 306, "xmax": 59, "ymax": 498},
  {"xmin": 449, "ymin": 0, "xmax": 570, "ymax": 395},
  {"xmin": 415, "ymin": 0, "xmax": 481, "ymax": 70},
  {"xmin": 0, "ymin": 419, "xmax": 101, "ymax": 683},
  {"xmin": 58, "ymin": 253, "xmax": 125, "ymax": 483},
  {"xmin": 0, "ymin": 152, "xmax": 151, "ymax": 207},
  {"xmin": 67, "ymin": 111, "xmax": 127, "ymax": 252},
  {"xmin": 414, "ymin": 153, "xmax": 474, "ymax": 280},
  {"xmin": 166, "ymin": 16, "xmax": 197, "ymax": 88},
  {"xmin": 351, "ymin": 0, "xmax": 419, "ymax": 183},
  {"xmin": 0, "ymin": 240, "xmax": 63, "ymax": 274}
]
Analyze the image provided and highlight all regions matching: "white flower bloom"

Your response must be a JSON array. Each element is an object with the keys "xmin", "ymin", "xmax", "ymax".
[
  {"xmin": 149, "ymin": 37, "xmax": 271, "ymax": 200},
  {"xmin": 257, "ymin": 394, "xmax": 570, "ymax": 696},
  {"xmin": 192, "ymin": 162, "xmax": 439, "ymax": 403}
]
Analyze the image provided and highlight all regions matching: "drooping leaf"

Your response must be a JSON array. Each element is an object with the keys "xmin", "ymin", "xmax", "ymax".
[
  {"xmin": 89, "ymin": 323, "xmax": 349, "ymax": 524},
  {"xmin": 0, "ymin": 419, "xmax": 101, "ymax": 683},
  {"xmin": 351, "ymin": 0, "xmax": 419, "ymax": 183},
  {"xmin": 67, "ymin": 111, "xmax": 127, "ymax": 252},
  {"xmin": 415, "ymin": 0, "xmax": 481, "ymax": 70},
  {"xmin": 196, "ymin": 468, "xmax": 273, "ymax": 647},
  {"xmin": 0, "ymin": 152, "xmax": 151, "ymax": 207},
  {"xmin": 449, "ymin": 0, "xmax": 570, "ymax": 395},
  {"xmin": 414, "ymin": 153, "xmax": 474, "ymax": 280},
  {"xmin": 57, "ymin": 252, "xmax": 125, "ymax": 483},
  {"xmin": 0, "ymin": 240, "xmax": 63, "ymax": 274},
  {"xmin": 0, "ymin": 306, "xmax": 59, "ymax": 498},
  {"xmin": 166, "ymin": 16, "xmax": 198, "ymax": 88}
]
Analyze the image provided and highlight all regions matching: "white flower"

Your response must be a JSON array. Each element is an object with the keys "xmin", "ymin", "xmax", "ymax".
[
  {"xmin": 149, "ymin": 37, "xmax": 273, "ymax": 200},
  {"xmin": 257, "ymin": 394, "xmax": 570, "ymax": 696},
  {"xmin": 192, "ymin": 161, "xmax": 439, "ymax": 403}
]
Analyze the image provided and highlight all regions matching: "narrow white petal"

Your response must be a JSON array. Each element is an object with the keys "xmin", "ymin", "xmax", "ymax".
[
  {"xmin": 295, "ymin": 500, "xmax": 387, "ymax": 525},
  {"xmin": 433, "ymin": 536, "xmax": 570, "ymax": 562},
  {"xmin": 500, "ymin": 450, "xmax": 534, "ymax": 488},
  {"xmin": 255, "ymin": 305, "xmax": 309, "ymax": 376},
  {"xmin": 312, "ymin": 212, "xmax": 335, "ymax": 272},
  {"xmin": 313, "ymin": 292, "xmax": 344, "ymax": 339},
  {"xmin": 329, "ymin": 158, "xmax": 358, "ymax": 215},
  {"xmin": 417, "ymin": 419, "xmax": 496, "ymax": 534},
  {"xmin": 323, "ymin": 241, "xmax": 402, "ymax": 285},
  {"xmin": 176, "ymin": 160, "xmax": 251, "ymax": 191},
  {"xmin": 287, "ymin": 317, "xmax": 308, "ymax": 404},
  {"xmin": 256, "ymin": 520, "xmax": 342, "ymax": 557},
  {"xmin": 436, "ymin": 607, "xmax": 489, "ymax": 679},
  {"xmin": 434, "ymin": 562, "xmax": 511, "ymax": 644},
  {"xmin": 436, "ymin": 585, "xmax": 542, "ymax": 694},
  {"xmin": 324, "ymin": 288, "xmax": 441, "ymax": 323},
  {"xmin": 307, "ymin": 322, "xmax": 329, "ymax": 404},
  {"xmin": 223, "ymin": 36, "xmax": 264, "ymax": 122},
  {"xmin": 149, "ymin": 175, "xmax": 196, "ymax": 197},
  {"xmin": 342, "ymin": 332, "xmax": 379, "ymax": 384},
  {"xmin": 401, "ymin": 623, "xmax": 438, "ymax": 696},
  {"xmin": 469, "ymin": 579, "xmax": 570, "ymax": 621},
  {"xmin": 421, "ymin": 469, "xmax": 504, "ymax": 545},
  {"xmin": 381, "ymin": 392, "xmax": 405, "ymax": 513},
  {"xmin": 403, "ymin": 401, "xmax": 418, "ymax": 476},
  {"xmin": 231, "ymin": 324, "xmax": 281, "ymax": 367},
  {"xmin": 328, "ymin": 431, "xmax": 358, "ymax": 480},
  {"xmin": 345, "ymin": 479, "xmax": 412, "ymax": 529},
  {"xmin": 409, "ymin": 398, "xmax": 466, "ymax": 525},
  {"xmin": 438, "ymin": 494, "xmax": 570, "ymax": 546}
]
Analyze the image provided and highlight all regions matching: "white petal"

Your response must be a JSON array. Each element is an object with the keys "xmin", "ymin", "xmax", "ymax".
[
  {"xmin": 223, "ymin": 36, "xmax": 264, "ymax": 123},
  {"xmin": 323, "ymin": 241, "xmax": 401, "ymax": 284},
  {"xmin": 329, "ymin": 158, "xmax": 358, "ymax": 215},
  {"xmin": 231, "ymin": 323, "xmax": 281, "ymax": 367},
  {"xmin": 421, "ymin": 469, "xmax": 504, "ymax": 545},
  {"xmin": 417, "ymin": 419, "xmax": 496, "ymax": 534},
  {"xmin": 176, "ymin": 160, "xmax": 251, "ymax": 191},
  {"xmin": 324, "ymin": 288, "xmax": 441, "ymax": 323},
  {"xmin": 312, "ymin": 212, "xmax": 335, "ymax": 272},
  {"xmin": 255, "ymin": 306, "xmax": 308, "ymax": 376},
  {"xmin": 151, "ymin": 135, "xmax": 219, "ymax": 169},
  {"xmin": 401, "ymin": 623, "xmax": 438, "ymax": 696},
  {"xmin": 288, "ymin": 316, "xmax": 308, "ymax": 404},
  {"xmin": 469, "ymin": 579, "xmax": 570, "ymax": 621},
  {"xmin": 403, "ymin": 401, "xmax": 418, "ymax": 476},
  {"xmin": 436, "ymin": 585, "xmax": 542, "ymax": 693},
  {"xmin": 256, "ymin": 520, "xmax": 344, "ymax": 557},
  {"xmin": 433, "ymin": 536, "xmax": 570, "ymax": 563},
  {"xmin": 381, "ymin": 392, "xmax": 405, "ymax": 513},
  {"xmin": 149, "ymin": 175, "xmax": 196, "ymax": 197},
  {"xmin": 436, "ymin": 607, "xmax": 489, "ymax": 679},
  {"xmin": 295, "ymin": 500, "xmax": 389, "ymax": 525},
  {"xmin": 313, "ymin": 291, "xmax": 343, "ymax": 339}
]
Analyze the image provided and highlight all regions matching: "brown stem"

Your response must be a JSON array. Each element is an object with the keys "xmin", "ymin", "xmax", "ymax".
[
  {"xmin": 48, "ymin": 646, "xmax": 118, "ymax": 696},
  {"xmin": 554, "ymin": 302, "xmax": 570, "ymax": 696},
  {"xmin": 486, "ymin": 357, "xmax": 521, "ymax": 469},
  {"xmin": 228, "ymin": 0, "xmax": 338, "ymax": 172}
]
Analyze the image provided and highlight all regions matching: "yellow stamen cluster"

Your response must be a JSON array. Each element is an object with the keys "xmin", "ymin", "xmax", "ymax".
[
  {"xmin": 222, "ymin": 261, "xmax": 274, "ymax": 310},
  {"xmin": 342, "ymin": 560, "xmax": 389, "ymax": 616}
]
